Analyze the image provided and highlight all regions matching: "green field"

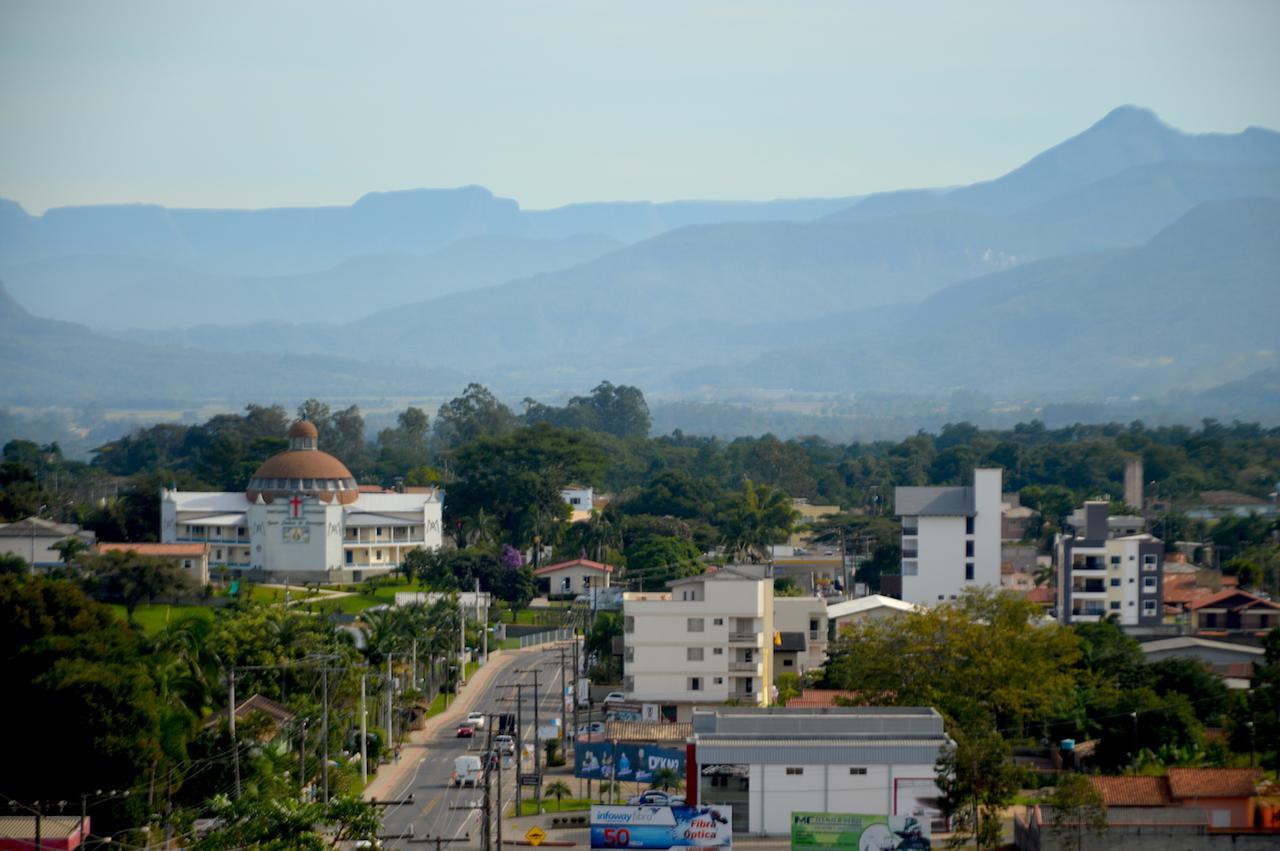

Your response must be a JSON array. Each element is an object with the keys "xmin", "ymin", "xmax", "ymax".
[{"xmin": 110, "ymin": 603, "xmax": 214, "ymax": 633}]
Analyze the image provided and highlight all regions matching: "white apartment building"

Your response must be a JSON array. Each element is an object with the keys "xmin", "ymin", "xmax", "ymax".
[
  {"xmin": 772, "ymin": 596, "xmax": 829, "ymax": 677},
  {"xmin": 1055, "ymin": 501, "xmax": 1164, "ymax": 627},
  {"xmin": 623, "ymin": 571, "xmax": 774, "ymax": 717},
  {"xmin": 894, "ymin": 468, "xmax": 1002, "ymax": 605}
]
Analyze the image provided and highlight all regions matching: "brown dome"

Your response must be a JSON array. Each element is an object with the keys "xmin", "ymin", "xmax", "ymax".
[
  {"xmin": 246, "ymin": 423, "xmax": 359, "ymax": 504},
  {"xmin": 288, "ymin": 420, "xmax": 319, "ymax": 440}
]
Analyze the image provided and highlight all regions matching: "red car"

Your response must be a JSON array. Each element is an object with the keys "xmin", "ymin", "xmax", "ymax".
[{"xmin": 456, "ymin": 723, "xmax": 476, "ymax": 738}]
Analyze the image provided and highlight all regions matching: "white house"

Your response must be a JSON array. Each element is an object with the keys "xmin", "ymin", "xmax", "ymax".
[
  {"xmin": 535, "ymin": 557, "xmax": 613, "ymax": 597},
  {"xmin": 97, "ymin": 542, "xmax": 211, "ymax": 586},
  {"xmin": 894, "ymin": 468, "xmax": 1002, "ymax": 605},
  {"xmin": 0, "ymin": 516, "xmax": 95, "ymax": 569},
  {"xmin": 826, "ymin": 595, "xmax": 921, "ymax": 634},
  {"xmin": 561, "ymin": 485, "xmax": 594, "ymax": 522},
  {"xmin": 690, "ymin": 706, "xmax": 952, "ymax": 836},
  {"xmin": 623, "ymin": 570, "xmax": 774, "ymax": 717},
  {"xmin": 160, "ymin": 420, "xmax": 443, "ymax": 583}
]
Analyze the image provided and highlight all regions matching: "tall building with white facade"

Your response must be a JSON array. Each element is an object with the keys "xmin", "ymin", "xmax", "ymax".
[
  {"xmin": 161, "ymin": 420, "xmax": 443, "ymax": 582},
  {"xmin": 623, "ymin": 571, "xmax": 774, "ymax": 717},
  {"xmin": 1055, "ymin": 501, "xmax": 1164, "ymax": 627},
  {"xmin": 893, "ymin": 468, "xmax": 1002, "ymax": 605}
]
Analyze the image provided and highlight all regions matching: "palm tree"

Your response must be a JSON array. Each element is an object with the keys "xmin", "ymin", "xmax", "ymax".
[
  {"xmin": 651, "ymin": 767, "xmax": 683, "ymax": 793},
  {"xmin": 544, "ymin": 780, "xmax": 572, "ymax": 809},
  {"xmin": 1033, "ymin": 563, "xmax": 1055, "ymax": 588},
  {"xmin": 722, "ymin": 479, "xmax": 800, "ymax": 563}
]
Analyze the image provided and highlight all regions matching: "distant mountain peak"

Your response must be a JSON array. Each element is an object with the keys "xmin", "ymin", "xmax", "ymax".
[{"xmin": 1087, "ymin": 104, "xmax": 1168, "ymax": 132}]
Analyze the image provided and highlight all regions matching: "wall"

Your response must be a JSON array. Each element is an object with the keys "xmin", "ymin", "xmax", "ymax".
[
  {"xmin": 747, "ymin": 761, "xmax": 938, "ymax": 834},
  {"xmin": 903, "ymin": 514, "xmax": 967, "ymax": 605}
]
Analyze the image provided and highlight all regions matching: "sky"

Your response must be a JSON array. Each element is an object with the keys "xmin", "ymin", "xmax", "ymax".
[{"xmin": 1, "ymin": 0, "xmax": 1278, "ymax": 214}]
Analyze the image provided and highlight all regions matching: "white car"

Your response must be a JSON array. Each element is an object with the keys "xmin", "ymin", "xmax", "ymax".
[
  {"xmin": 601, "ymin": 692, "xmax": 627, "ymax": 704},
  {"xmin": 627, "ymin": 790, "xmax": 685, "ymax": 807},
  {"xmin": 466, "ymin": 711, "xmax": 486, "ymax": 729}
]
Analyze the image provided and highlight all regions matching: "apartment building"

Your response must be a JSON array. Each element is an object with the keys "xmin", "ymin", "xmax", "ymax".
[
  {"xmin": 893, "ymin": 468, "xmax": 1002, "ymax": 605},
  {"xmin": 623, "ymin": 571, "xmax": 774, "ymax": 717},
  {"xmin": 772, "ymin": 596, "xmax": 829, "ymax": 676},
  {"xmin": 1055, "ymin": 501, "xmax": 1164, "ymax": 627}
]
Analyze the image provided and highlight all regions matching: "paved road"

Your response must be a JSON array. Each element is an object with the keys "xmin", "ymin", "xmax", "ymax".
[{"xmin": 378, "ymin": 645, "xmax": 577, "ymax": 849}]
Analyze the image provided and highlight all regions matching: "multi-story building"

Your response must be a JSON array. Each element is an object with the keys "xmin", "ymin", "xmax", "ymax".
[
  {"xmin": 161, "ymin": 420, "xmax": 443, "ymax": 582},
  {"xmin": 772, "ymin": 596, "xmax": 829, "ymax": 677},
  {"xmin": 623, "ymin": 570, "xmax": 774, "ymax": 718},
  {"xmin": 893, "ymin": 468, "xmax": 1002, "ymax": 605},
  {"xmin": 1055, "ymin": 501, "xmax": 1164, "ymax": 627}
]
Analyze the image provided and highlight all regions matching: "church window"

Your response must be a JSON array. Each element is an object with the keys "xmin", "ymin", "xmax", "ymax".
[{"xmin": 303, "ymin": 478, "xmax": 314, "ymax": 489}]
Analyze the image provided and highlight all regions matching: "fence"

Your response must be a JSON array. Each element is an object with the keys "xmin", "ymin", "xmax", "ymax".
[{"xmin": 517, "ymin": 627, "xmax": 575, "ymax": 648}]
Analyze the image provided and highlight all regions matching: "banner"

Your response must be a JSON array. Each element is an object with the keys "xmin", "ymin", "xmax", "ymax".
[
  {"xmin": 576, "ymin": 741, "xmax": 685, "ymax": 784},
  {"xmin": 591, "ymin": 805, "xmax": 731, "ymax": 849},
  {"xmin": 790, "ymin": 812, "xmax": 931, "ymax": 851}
]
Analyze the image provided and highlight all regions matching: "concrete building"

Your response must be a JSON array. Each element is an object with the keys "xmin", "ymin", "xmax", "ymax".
[
  {"xmin": 771, "ymin": 596, "xmax": 829, "ymax": 677},
  {"xmin": 826, "ymin": 595, "xmax": 920, "ymax": 635},
  {"xmin": 1139, "ymin": 636, "xmax": 1264, "ymax": 690},
  {"xmin": 561, "ymin": 485, "xmax": 594, "ymax": 521},
  {"xmin": 97, "ymin": 542, "xmax": 210, "ymax": 586},
  {"xmin": 0, "ymin": 516, "xmax": 95, "ymax": 569},
  {"xmin": 623, "ymin": 570, "xmax": 774, "ymax": 716},
  {"xmin": 1055, "ymin": 502, "xmax": 1163, "ymax": 628},
  {"xmin": 535, "ymin": 557, "xmax": 612, "ymax": 597},
  {"xmin": 689, "ymin": 707, "xmax": 952, "ymax": 836},
  {"xmin": 894, "ymin": 468, "xmax": 1002, "ymax": 605},
  {"xmin": 160, "ymin": 420, "xmax": 443, "ymax": 582}
]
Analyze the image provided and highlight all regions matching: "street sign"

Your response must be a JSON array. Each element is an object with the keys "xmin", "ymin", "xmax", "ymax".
[
  {"xmin": 520, "ymin": 773, "xmax": 542, "ymax": 786},
  {"xmin": 525, "ymin": 826, "xmax": 547, "ymax": 846}
]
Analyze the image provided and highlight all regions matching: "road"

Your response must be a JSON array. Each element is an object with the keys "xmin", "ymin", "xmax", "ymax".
[{"xmin": 378, "ymin": 644, "xmax": 578, "ymax": 849}]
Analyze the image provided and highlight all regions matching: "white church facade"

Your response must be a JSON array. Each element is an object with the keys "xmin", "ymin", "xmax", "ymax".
[{"xmin": 161, "ymin": 420, "xmax": 443, "ymax": 582}]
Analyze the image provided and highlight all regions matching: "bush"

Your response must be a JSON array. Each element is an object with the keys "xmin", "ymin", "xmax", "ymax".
[{"xmin": 545, "ymin": 738, "xmax": 565, "ymax": 767}]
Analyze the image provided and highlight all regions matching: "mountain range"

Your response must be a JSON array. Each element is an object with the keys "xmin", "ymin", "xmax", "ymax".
[{"xmin": 2, "ymin": 105, "xmax": 1278, "ymax": 420}]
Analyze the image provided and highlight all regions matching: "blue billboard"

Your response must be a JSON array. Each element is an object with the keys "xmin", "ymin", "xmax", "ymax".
[
  {"xmin": 575, "ymin": 741, "xmax": 685, "ymax": 784},
  {"xmin": 591, "ymin": 805, "xmax": 732, "ymax": 849}
]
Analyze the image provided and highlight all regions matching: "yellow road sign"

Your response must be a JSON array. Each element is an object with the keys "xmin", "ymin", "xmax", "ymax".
[{"xmin": 525, "ymin": 825, "xmax": 547, "ymax": 846}]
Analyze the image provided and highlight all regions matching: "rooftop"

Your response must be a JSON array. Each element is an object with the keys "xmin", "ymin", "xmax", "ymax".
[
  {"xmin": 0, "ymin": 515, "xmax": 85, "ymax": 538},
  {"xmin": 895, "ymin": 486, "xmax": 973, "ymax": 517},
  {"xmin": 1168, "ymin": 767, "xmax": 1263, "ymax": 798},
  {"xmin": 826, "ymin": 594, "xmax": 920, "ymax": 619},
  {"xmin": 98, "ymin": 542, "xmax": 208, "ymax": 557},
  {"xmin": 535, "ymin": 558, "xmax": 614, "ymax": 576},
  {"xmin": 1089, "ymin": 775, "xmax": 1172, "ymax": 807}
]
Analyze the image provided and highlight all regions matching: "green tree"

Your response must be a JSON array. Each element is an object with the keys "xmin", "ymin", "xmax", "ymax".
[
  {"xmin": 192, "ymin": 794, "xmax": 380, "ymax": 850},
  {"xmin": 52, "ymin": 535, "xmax": 90, "ymax": 565},
  {"xmin": 1047, "ymin": 773, "xmax": 1108, "ymax": 851},
  {"xmin": 624, "ymin": 536, "xmax": 704, "ymax": 591},
  {"xmin": 651, "ymin": 767, "xmax": 683, "ymax": 793},
  {"xmin": 545, "ymin": 779, "xmax": 573, "ymax": 806},
  {"xmin": 935, "ymin": 715, "xmax": 1020, "ymax": 850},
  {"xmin": 0, "ymin": 551, "xmax": 29, "ymax": 575},
  {"xmin": 434, "ymin": 383, "xmax": 518, "ymax": 449},
  {"xmin": 81, "ymin": 549, "xmax": 190, "ymax": 622},
  {"xmin": 719, "ymin": 479, "xmax": 799, "ymax": 563}
]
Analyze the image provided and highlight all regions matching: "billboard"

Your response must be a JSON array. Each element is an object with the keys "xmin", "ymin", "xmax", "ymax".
[
  {"xmin": 576, "ymin": 741, "xmax": 685, "ymax": 784},
  {"xmin": 591, "ymin": 805, "xmax": 732, "ymax": 849},
  {"xmin": 791, "ymin": 812, "xmax": 931, "ymax": 851}
]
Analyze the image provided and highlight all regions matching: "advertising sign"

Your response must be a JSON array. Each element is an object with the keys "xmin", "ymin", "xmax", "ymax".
[
  {"xmin": 591, "ymin": 805, "xmax": 732, "ymax": 849},
  {"xmin": 791, "ymin": 812, "xmax": 931, "ymax": 851},
  {"xmin": 576, "ymin": 742, "xmax": 685, "ymax": 784}
]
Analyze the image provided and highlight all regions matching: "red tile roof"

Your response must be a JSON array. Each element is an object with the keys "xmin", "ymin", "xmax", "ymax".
[
  {"xmin": 1025, "ymin": 586, "xmax": 1054, "ymax": 604},
  {"xmin": 1168, "ymin": 768, "xmax": 1262, "ymax": 798},
  {"xmin": 1089, "ymin": 776, "xmax": 1172, "ymax": 807},
  {"xmin": 534, "ymin": 558, "xmax": 614, "ymax": 576},
  {"xmin": 785, "ymin": 689, "xmax": 863, "ymax": 708},
  {"xmin": 1189, "ymin": 588, "xmax": 1280, "ymax": 612},
  {"xmin": 98, "ymin": 542, "xmax": 207, "ymax": 557}
]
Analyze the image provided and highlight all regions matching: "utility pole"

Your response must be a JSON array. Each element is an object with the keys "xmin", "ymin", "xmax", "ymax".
[
  {"xmin": 360, "ymin": 673, "xmax": 368, "ymax": 785},
  {"xmin": 571, "ymin": 636, "xmax": 580, "ymax": 754},
  {"xmin": 387, "ymin": 656, "xmax": 395, "ymax": 751},
  {"xmin": 530, "ymin": 668, "xmax": 542, "ymax": 811},
  {"xmin": 229, "ymin": 669, "xmax": 240, "ymax": 798},
  {"xmin": 299, "ymin": 719, "xmax": 309, "ymax": 801},
  {"xmin": 481, "ymin": 715, "xmax": 495, "ymax": 851},
  {"xmin": 480, "ymin": 581, "xmax": 488, "ymax": 664},
  {"xmin": 322, "ymin": 666, "xmax": 330, "ymax": 802},
  {"xmin": 459, "ymin": 598, "xmax": 467, "ymax": 687},
  {"xmin": 411, "ymin": 639, "xmax": 418, "ymax": 691}
]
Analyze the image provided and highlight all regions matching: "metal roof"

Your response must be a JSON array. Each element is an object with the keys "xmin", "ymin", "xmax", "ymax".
[
  {"xmin": 696, "ymin": 737, "xmax": 949, "ymax": 765},
  {"xmin": 0, "ymin": 816, "xmax": 83, "ymax": 839},
  {"xmin": 895, "ymin": 486, "xmax": 973, "ymax": 516}
]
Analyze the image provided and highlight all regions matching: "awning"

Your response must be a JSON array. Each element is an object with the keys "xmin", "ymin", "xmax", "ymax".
[
  {"xmin": 344, "ymin": 513, "xmax": 419, "ymax": 527},
  {"xmin": 184, "ymin": 513, "xmax": 247, "ymax": 526}
]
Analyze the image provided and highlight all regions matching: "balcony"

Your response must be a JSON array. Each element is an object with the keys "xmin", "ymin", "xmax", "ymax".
[
  {"xmin": 1072, "ymin": 580, "xmax": 1108, "ymax": 594},
  {"xmin": 728, "ymin": 632, "xmax": 761, "ymax": 644},
  {"xmin": 728, "ymin": 661, "xmax": 759, "ymax": 672},
  {"xmin": 727, "ymin": 691, "xmax": 762, "ymax": 703},
  {"xmin": 1072, "ymin": 557, "xmax": 1107, "ymax": 572},
  {"xmin": 901, "ymin": 549, "xmax": 919, "ymax": 559},
  {"xmin": 901, "ymin": 527, "xmax": 918, "ymax": 537}
]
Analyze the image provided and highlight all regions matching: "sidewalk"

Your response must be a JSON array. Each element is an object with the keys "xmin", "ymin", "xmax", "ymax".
[{"xmin": 363, "ymin": 647, "xmax": 531, "ymax": 801}]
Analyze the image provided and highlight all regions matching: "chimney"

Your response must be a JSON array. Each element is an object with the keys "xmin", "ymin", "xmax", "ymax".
[{"xmin": 1124, "ymin": 458, "xmax": 1144, "ymax": 510}]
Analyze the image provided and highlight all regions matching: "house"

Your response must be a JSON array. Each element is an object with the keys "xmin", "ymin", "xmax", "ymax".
[
  {"xmin": 1189, "ymin": 588, "xmax": 1280, "ymax": 636},
  {"xmin": 1162, "ymin": 564, "xmax": 1237, "ymax": 618},
  {"xmin": 206, "ymin": 693, "xmax": 298, "ymax": 745},
  {"xmin": 893, "ymin": 468, "xmax": 1002, "ymax": 606},
  {"xmin": 97, "ymin": 542, "xmax": 211, "ymax": 586},
  {"xmin": 0, "ymin": 516, "xmax": 96, "ymax": 570},
  {"xmin": 689, "ymin": 706, "xmax": 952, "ymax": 836},
  {"xmin": 1054, "ymin": 501, "xmax": 1164, "ymax": 628},
  {"xmin": 561, "ymin": 485, "xmax": 594, "ymax": 521},
  {"xmin": 1139, "ymin": 636, "xmax": 1264, "ymax": 689},
  {"xmin": 623, "ymin": 570, "xmax": 774, "ymax": 717},
  {"xmin": 1188, "ymin": 490, "xmax": 1277, "ymax": 521},
  {"xmin": 534, "ymin": 558, "xmax": 613, "ymax": 598},
  {"xmin": 1001, "ymin": 493, "xmax": 1035, "ymax": 541},
  {"xmin": 772, "ymin": 596, "xmax": 829, "ymax": 675},
  {"xmin": 826, "ymin": 594, "xmax": 920, "ymax": 634},
  {"xmin": 1089, "ymin": 768, "xmax": 1264, "ymax": 828}
]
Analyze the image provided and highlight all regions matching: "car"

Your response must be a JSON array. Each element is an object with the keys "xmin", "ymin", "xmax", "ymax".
[
  {"xmin": 452, "ymin": 754, "xmax": 482, "ymax": 786},
  {"xmin": 576, "ymin": 721, "xmax": 606, "ymax": 736},
  {"xmin": 456, "ymin": 722, "xmax": 475, "ymax": 738},
  {"xmin": 495, "ymin": 734, "xmax": 516, "ymax": 755},
  {"xmin": 466, "ymin": 711, "xmax": 486, "ymax": 729},
  {"xmin": 627, "ymin": 790, "xmax": 685, "ymax": 807},
  {"xmin": 601, "ymin": 692, "xmax": 627, "ymax": 704}
]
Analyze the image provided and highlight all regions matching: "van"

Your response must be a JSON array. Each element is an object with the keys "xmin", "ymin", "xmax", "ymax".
[{"xmin": 452, "ymin": 754, "xmax": 482, "ymax": 787}]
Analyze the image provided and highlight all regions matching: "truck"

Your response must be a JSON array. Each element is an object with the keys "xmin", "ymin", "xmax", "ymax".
[{"xmin": 452, "ymin": 754, "xmax": 482, "ymax": 787}]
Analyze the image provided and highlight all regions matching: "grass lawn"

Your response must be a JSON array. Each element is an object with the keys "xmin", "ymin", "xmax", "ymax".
[
  {"xmin": 110, "ymin": 602, "xmax": 214, "ymax": 633},
  {"xmin": 497, "ymin": 637, "xmax": 522, "ymax": 650},
  {"xmin": 511, "ymin": 797, "xmax": 598, "ymax": 816}
]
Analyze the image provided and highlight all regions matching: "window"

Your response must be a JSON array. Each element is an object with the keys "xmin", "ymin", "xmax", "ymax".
[
  {"xmin": 375, "ymin": 527, "xmax": 383, "ymax": 537},
  {"xmin": 624, "ymin": 676, "xmax": 634, "ymax": 691},
  {"xmin": 809, "ymin": 619, "xmax": 819, "ymax": 632},
  {"xmin": 687, "ymin": 647, "xmax": 704, "ymax": 661},
  {"xmin": 1110, "ymin": 556, "xmax": 1121, "ymax": 565},
  {"xmin": 964, "ymin": 563, "xmax": 975, "ymax": 581},
  {"xmin": 1143, "ymin": 576, "xmax": 1157, "ymax": 590},
  {"xmin": 1142, "ymin": 600, "xmax": 1157, "ymax": 616},
  {"xmin": 570, "ymin": 497, "xmax": 581, "ymax": 505},
  {"xmin": 215, "ymin": 549, "xmax": 223, "ymax": 560},
  {"xmin": 375, "ymin": 550, "xmax": 382, "ymax": 560},
  {"xmin": 687, "ymin": 618, "xmax": 704, "ymax": 632},
  {"xmin": 783, "ymin": 659, "xmax": 794, "ymax": 667},
  {"xmin": 624, "ymin": 616, "xmax": 635, "ymax": 633},
  {"xmin": 688, "ymin": 677, "xmax": 702, "ymax": 691},
  {"xmin": 965, "ymin": 516, "xmax": 975, "ymax": 535},
  {"xmin": 713, "ymin": 618, "xmax": 725, "ymax": 626},
  {"xmin": 1143, "ymin": 554, "xmax": 1158, "ymax": 571},
  {"xmin": 965, "ymin": 540, "xmax": 975, "ymax": 557},
  {"xmin": 903, "ymin": 561, "xmax": 919, "ymax": 576},
  {"xmin": 625, "ymin": 647, "xmax": 634, "ymax": 663},
  {"xmin": 785, "ymin": 767, "xmax": 804, "ymax": 775},
  {"xmin": 713, "ymin": 647, "xmax": 724, "ymax": 655},
  {"xmin": 183, "ymin": 559, "xmax": 192, "ymax": 569},
  {"xmin": 713, "ymin": 677, "xmax": 723, "ymax": 684},
  {"xmin": 1110, "ymin": 578, "xmax": 1121, "ymax": 587},
  {"xmin": 1110, "ymin": 601, "xmax": 1120, "ymax": 610},
  {"xmin": 849, "ymin": 768, "xmax": 867, "ymax": 776}
]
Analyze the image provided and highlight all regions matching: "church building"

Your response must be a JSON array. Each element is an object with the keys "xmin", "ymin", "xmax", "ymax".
[{"xmin": 161, "ymin": 420, "xmax": 443, "ymax": 582}]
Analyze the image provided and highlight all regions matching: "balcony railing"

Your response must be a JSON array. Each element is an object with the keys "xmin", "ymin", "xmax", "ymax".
[
  {"xmin": 901, "ymin": 550, "xmax": 919, "ymax": 559},
  {"xmin": 727, "ymin": 691, "xmax": 761, "ymax": 703},
  {"xmin": 728, "ymin": 661, "xmax": 759, "ymax": 672},
  {"xmin": 1072, "ymin": 581, "xmax": 1107, "ymax": 593},
  {"xmin": 901, "ymin": 528, "xmax": 918, "ymax": 537},
  {"xmin": 728, "ymin": 632, "xmax": 760, "ymax": 643}
]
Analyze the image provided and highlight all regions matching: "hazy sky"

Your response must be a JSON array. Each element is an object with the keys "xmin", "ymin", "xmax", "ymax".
[{"xmin": 2, "ymin": 1, "xmax": 1277, "ymax": 214}]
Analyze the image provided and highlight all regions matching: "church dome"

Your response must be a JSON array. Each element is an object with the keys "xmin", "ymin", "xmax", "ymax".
[{"xmin": 246, "ymin": 420, "xmax": 359, "ymax": 505}]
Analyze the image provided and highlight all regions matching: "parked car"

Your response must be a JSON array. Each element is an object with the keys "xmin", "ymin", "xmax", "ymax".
[
  {"xmin": 627, "ymin": 790, "xmax": 685, "ymax": 807},
  {"xmin": 601, "ymin": 692, "xmax": 627, "ymax": 704},
  {"xmin": 576, "ymin": 721, "xmax": 606, "ymax": 736},
  {"xmin": 456, "ymin": 722, "xmax": 475, "ymax": 738},
  {"xmin": 466, "ymin": 711, "xmax": 486, "ymax": 729},
  {"xmin": 495, "ymin": 734, "xmax": 516, "ymax": 755}
]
